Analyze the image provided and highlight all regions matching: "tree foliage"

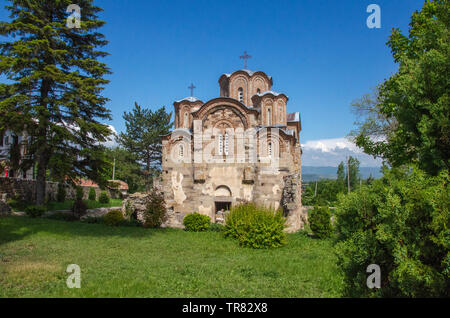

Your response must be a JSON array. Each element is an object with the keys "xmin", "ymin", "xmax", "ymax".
[
  {"xmin": 352, "ymin": 0, "xmax": 450, "ymax": 175},
  {"xmin": 118, "ymin": 102, "xmax": 172, "ymax": 189},
  {"xmin": 0, "ymin": 0, "xmax": 112, "ymax": 204},
  {"xmin": 104, "ymin": 146, "xmax": 145, "ymax": 193},
  {"xmin": 335, "ymin": 166, "xmax": 449, "ymax": 297}
]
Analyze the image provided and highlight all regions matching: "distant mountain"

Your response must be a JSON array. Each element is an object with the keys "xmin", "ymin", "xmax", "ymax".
[{"xmin": 302, "ymin": 166, "xmax": 383, "ymax": 182}]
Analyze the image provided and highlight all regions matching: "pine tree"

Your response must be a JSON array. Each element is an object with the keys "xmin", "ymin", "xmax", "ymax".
[
  {"xmin": 0, "ymin": 0, "xmax": 112, "ymax": 205},
  {"xmin": 118, "ymin": 102, "xmax": 172, "ymax": 190}
]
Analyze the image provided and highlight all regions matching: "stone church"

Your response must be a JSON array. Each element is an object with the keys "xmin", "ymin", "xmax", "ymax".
[{"xmin": 161, "ymin": 68, "xmax": 306, "ymax": 232}]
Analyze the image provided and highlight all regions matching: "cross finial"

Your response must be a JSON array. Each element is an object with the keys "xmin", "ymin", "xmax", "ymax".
[
  {"xmin": 188, "ymin": 83, "xmax": 196, "ymax": 96},
  {"xmin": 240, "ymin": 51, "xmax": 252, "ymax": 69}
]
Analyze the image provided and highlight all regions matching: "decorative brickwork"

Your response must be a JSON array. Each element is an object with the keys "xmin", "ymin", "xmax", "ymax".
[{"xmin": 162, "ymin": 69, "xmax": 305, "ymax": 232}]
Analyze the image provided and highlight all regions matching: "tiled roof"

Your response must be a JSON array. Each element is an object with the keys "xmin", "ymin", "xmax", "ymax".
[{"xmin": 287, "ymin": 112, "xmax": 300, "ymax": 122}]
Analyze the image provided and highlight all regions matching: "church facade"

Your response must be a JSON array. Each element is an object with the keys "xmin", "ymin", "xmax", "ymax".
[{"xmin": 161, "ymin": 69, "xmax": 306, "ymax": 232}]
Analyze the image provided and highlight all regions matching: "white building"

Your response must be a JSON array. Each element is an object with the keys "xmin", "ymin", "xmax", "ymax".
[{"xmin": 0, "ymin": 129, "xmax": 34, "ymax": 179}]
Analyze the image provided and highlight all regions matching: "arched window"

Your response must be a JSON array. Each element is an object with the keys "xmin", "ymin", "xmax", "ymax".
[
  {"xmin": 218, "ymin": 134, "xmax": 223, "ymax": 155},
  {"xmin": 268, "ymin": 142, "xmax": 272, "ymax": 158},
  {"xmin": 224, "ymin": 132, "xmax": 229, "ymax": 156},
  {"xmin": 257, "ymin": 88, "xmax": 261, "ymax": 94},
  {"xmin": 267, "ymin": 108, "xmax": 272, "ymax": 125},
  {"xmin": 179, "ymin": 144, "xmax": 184, "ymax": 157},
  {"xmin": 279, "ymin": 106, "xmax": 283, "ymax": 123},
  {"xmin": 184, "ymin": 112, "xmax": 189, "ymax": 128},
  {"xmin": 238, "ymin": 87, "xmax": 243, "ymax": 103}
]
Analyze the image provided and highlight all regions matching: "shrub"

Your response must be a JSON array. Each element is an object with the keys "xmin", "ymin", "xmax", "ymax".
[
  {"xmin": 57, "ymin": 183, "xmax": 66, "ymax": 202},
  {"xmin": 25, "ymin": 205, "xmax": 46, "ymax": 218},
  {"xmin": 80, "ymin": 216, "xmax": 105, "ymax": 224},
  {"xmin": 209, "ymin": 222, "xmax": 225, "ymax": 232},
  {"xmin": 75, "ymin": 186, "xmax": 84, "ymax": 200},
  {"xmin": 88, "ymin": 187, "xmax": 96, "ymax": 201},
  {"xmin": 335, "ymin": 166, "xmax": 449, "ymax": 297},
  {"xmin": 98, "ymin": 191, "xmax": 110, "ymax": 204},
  {"xmin": 71, "ymin": 199, "xmax": 88, "ymax": 219},
  {"xmin": 224, "ymin": 203, "xmax": 286, "ymax": 249},
  {"xmin": 183, "ymin": 213, "xmax": 211, "ymax": 232},
  {"xmin": 104, "ymin": 209, "xmax": 124, "ymax": 226},
  {"xmin": 309, "ymin": 206, "xmax": 333, "ymax": 238},
  {"xmin": 46, "ymin": 212, "xmax": 78, "ymax": 222},
  {"xmin": 142, "ymin": 190, "xmax": 167, "ymax": 228}
]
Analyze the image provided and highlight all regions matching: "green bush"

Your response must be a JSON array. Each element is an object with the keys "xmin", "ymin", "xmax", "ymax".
[
  {"xmin": 88, "ymin": 187, "xmax": 96, "ymax": 201},
  {"xmin": 142, "ymin": 190, "xmax": 167, "ymax": 228},
  {"xmin": 24, "ymin": 205, "xmax": 46, "ymax": 218},
  {"xmin": 104, "ymin": 209, "xmax": 124, "ymax": 226},
  {"xmin": 224, "ymin": 203, "xmax": 286, "ymax": 249},
  {"xmin": 209, "ymin": 222, "xmax": 225, "ymax": 232},
  {"xmin": 183, "ymin": 213, "xmax": 211, "ymax": 232},
  {"xmin": 309, "ymin": 206, "xmax": 333, "ymax": 238},
  {"xmin": 80, "ymin": 216, "xmax": 105, "ymax": 224},
  {"xmin": 46, "ymin": 212, "xmax": 78, "ymax": 222},
  {"xmin": 98, "ymin": 191, "xmax": 110, "ymax": 204},
  {"xmin": 75, "ymin": 186, "xmax": 84, "ymax": 200},
  {"xmin": 335, "ymin": 166, "xmax": 449, "ymax": 297},
  {"xmin": 57, "ymin": 183, "xmax": 66, "ymax": 202},
  {"xmin": 71, "ymin": 199, "xmax": 87, "ymax": 219}
]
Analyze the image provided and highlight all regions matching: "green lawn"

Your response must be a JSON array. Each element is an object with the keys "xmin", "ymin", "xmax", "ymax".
[
  {"xmin": 8, "ymin": 199, "xmax": 123, "ymax": 212},
  {"xmin": 0, "ymin": 216, "xmax": 344, "ymax": 297}
]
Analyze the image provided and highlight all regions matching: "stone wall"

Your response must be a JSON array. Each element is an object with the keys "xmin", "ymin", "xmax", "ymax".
[{"xmin": 0, "ymin": 177, "xmax": 120, "ymax": 203}]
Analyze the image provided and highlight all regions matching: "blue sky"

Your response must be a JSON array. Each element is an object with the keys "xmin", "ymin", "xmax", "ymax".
[{"xmin": 0, "ymin": 0, "xmax": 425, "ymax": 165}]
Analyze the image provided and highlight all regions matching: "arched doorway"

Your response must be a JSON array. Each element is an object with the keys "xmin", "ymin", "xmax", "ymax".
[{"xmin": 214, "ymin": 185, "xmax": 232, "ymax": 222}]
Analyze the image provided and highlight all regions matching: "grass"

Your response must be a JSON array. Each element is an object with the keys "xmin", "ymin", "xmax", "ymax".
[
  {"xmin": 8, "ymin": 199, "xmax": 123, "ymax": 212},
  {"xmin": 0, "ymin": 216, "xmax": 344, "ymax": 297}
]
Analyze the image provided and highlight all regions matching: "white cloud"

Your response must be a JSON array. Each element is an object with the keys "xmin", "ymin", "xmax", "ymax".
[
  {"xmin": 301, "ymin": 137, "xmax": 382, "ymax": 167},
  {"xmin": 102, "ymin": 124, "xmax": 118, "ymax": 148},
  {"xmin": 302, "ymin": 137, "xmax": 362, "ymax": 154}
]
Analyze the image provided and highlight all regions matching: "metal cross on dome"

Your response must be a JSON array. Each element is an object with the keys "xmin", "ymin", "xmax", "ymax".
[
  {"xmin": 188, "ymin": 83, "xmax": 196, "ymax": 96},
  {"xmin": 240, "ymin": 51, "xmax": 252, "ymax": 69}
]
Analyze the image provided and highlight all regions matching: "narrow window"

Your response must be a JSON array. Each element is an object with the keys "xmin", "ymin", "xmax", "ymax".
[
  {"xmin": 279, "ymin": 106, "xmax": 283, "ymax": 122},
  {"xmin": 257, "ymin": 88, "xmax": 261, "ymax": 94},
  {"xmin": 267, "ymin": 108, "xmax": 272, "ymax": 125},
  {"xmin": 184, "ymin": 112, "xmax": 189, "ymax": 128},
  {"xmin": 268, "ymin": 142, "xmax": 272, "ymax": 158},
  {"xmin": 224, "ymin": 132, "xmax": 229, "ymax": 156},
  {"xmin": 218, "ymin": 134, "xmax": 223, "ymax": 155},
  {"xmin": 179, "ymin": 144, "xmax": 184, "ymax": 157},
  {"xmin": 238, "ymin": 87, "xmax": 243, "ymax": 103}
]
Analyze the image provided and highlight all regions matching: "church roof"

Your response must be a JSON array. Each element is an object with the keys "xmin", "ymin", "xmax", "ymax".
[
  {"xmin": 175, "ymin": 96, "xmax": 202, "ymax": 103},
  {"xmin": 287, "ymin": 112, "xmax": 300, "ymax": 122},
  {"xmin": 255, "ymin": 90, "xmax": 288, "ymax": 98},
  {"xmin": 220, "ymin": 69, "xmax": 272, "ymax": 81}
]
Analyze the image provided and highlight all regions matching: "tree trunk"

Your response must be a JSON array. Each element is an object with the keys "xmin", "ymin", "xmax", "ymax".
[
  {"xmin": 146, "ymin": 152, "xmax": 151, "ymax": 192},
  {"xmin": 35, "ymin": 153, "xmax": 48, "ymax": 206}
]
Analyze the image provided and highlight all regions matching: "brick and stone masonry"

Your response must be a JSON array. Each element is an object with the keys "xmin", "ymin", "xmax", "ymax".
[{"xmin": 159, "ymin": 69, "xmax": 307, "ymax": 232}]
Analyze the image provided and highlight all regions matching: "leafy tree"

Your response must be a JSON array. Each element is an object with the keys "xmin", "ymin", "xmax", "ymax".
[
  {"xmin": 348, "ymin": 156, "xmax": 361, "ymax": 191},
  {"xmin": 0, "ymin": 0, "xmax": 112, "ymax": 205},
  {"xmin": 335, "ymin": 166, "xmax": 449, "ymax": 297},
  {"xmin": 336, "ymin": 162, "xmax": 346, "ymax": 185},
  {"xmin": 118, "ymin": 102, "xmax": 172, "ymax": 190},
  {"xmin": 352, "ymin": 0, "xmax": 450, "ymax": 175},
  {"xmin": 104, "ymin": 146, "xmax": 145, "ymax": 193}
]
